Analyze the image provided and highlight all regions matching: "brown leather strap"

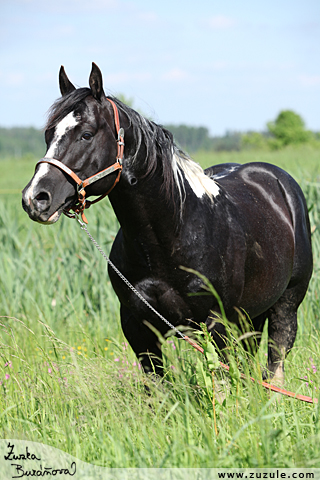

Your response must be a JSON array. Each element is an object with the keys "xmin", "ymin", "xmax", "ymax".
[
  {"xmin": 37, "ymin": 158, "xmax": 84, "ymax": 187},
  {"xmin": 106, "ymin": 98, "xmax": 125, "ymax": 163},
  {"xmin": 184, "ymin": 336, "xmax": 318, "ymax": 404},
  {"xmin": 82, "ymin": 161, "xmax": 122, "ymax": 189},
  {"xmin": 85, "ymin": 167, "xmax": 122, "ymax": 208}
]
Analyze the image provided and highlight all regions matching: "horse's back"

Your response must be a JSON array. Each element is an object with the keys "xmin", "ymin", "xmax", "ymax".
[
  {"xmin": 206, "ymin": 161, "xmax": 311, "ymax": 241},
  {"xmin": 206, "ymin": 161, "xmax": 310, "ymax": 227},
  {"xmin": 205, "ymin": 162, "xmax": 312, "ymax": 290},
  {"xmin": 205, "ymin": 162, "xmax": 241, "ymax": 181}
]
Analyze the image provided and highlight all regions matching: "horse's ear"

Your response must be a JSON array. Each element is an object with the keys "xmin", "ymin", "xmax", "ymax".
[
  {"xmin": 89, "ymin": 62, "xmax": 105, "ymax": 101},
  {"xmin": 59, "ymin": 66, "xmax": 76, "ymax": 96}
]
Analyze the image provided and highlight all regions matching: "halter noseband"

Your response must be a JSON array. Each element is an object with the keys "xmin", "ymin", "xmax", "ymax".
[{"xmin": 36, "ymin": 98, "xmax": 124, "ymax": 224}]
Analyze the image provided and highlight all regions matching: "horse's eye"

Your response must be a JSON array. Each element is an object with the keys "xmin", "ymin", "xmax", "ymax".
[{"xmin": 82, "ymin": 132, "xmax": 93, "ymax": 141}]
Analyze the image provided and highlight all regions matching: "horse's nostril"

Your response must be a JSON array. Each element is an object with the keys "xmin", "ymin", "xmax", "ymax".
[
  {"xmin": 35, "ymin": 192, "xmax": 50, "ymax": 202},
  {"xmin": 33, "ymin": 190, "xmax": 52, "ymax": 212}
]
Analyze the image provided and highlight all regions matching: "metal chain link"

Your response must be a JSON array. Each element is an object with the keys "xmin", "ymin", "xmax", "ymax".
[{"xmin": 75, "ymin": 214, "xmax": 185, "ymax": 339}]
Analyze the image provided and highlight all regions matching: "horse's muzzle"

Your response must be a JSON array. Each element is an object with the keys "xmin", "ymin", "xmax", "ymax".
[{"xmin": 22, "ymin": 187, "xmax": 58, "ymax": 224}]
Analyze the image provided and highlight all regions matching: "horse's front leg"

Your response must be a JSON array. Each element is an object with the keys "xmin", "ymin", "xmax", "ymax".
[{"xmin": 120, "ymin": 304, "xmax": 164, "ymax": 375}]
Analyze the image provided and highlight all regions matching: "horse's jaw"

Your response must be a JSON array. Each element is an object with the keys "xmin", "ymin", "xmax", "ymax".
[
  {"xmin": 40, "ymin": 210, "xmax": 62, "ymax": 225},
  {"xmin": 22, "ymin": 197, "xmax": 64, "ymax": 225}
]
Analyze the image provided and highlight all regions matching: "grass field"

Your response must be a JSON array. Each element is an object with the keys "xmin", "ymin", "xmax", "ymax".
[{"xmin": 1, "ymin": 146, "xmax": 320, "ymax": 467}]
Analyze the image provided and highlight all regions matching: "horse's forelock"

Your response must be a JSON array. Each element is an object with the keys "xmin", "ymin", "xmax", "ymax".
[{"xmin": 45, "ymin": 88, "xmax": 92, "ymax": 131}]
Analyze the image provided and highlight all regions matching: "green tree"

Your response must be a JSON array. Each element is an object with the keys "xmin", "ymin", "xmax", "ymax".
[
  {"xmin": 267, "ymin": 110, "xmax": 312, "ymax": 148},
  {"xmin": 241, "ymin": 131, "xmax": 268, "ymax": 150}
]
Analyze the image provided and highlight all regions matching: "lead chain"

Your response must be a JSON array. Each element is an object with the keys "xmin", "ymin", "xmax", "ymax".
[{"xmin": 75, "ymin": 215, "xmax": 185, "ymax": 339}]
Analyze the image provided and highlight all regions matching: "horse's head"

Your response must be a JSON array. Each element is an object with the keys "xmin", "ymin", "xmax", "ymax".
[{"xmin": 22, "ymin": 63, "xmax": 123, "ymax": 224}]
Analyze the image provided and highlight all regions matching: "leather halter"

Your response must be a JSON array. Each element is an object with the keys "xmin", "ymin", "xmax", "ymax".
[{"xmin": 36, "ymin": 98, "xmax": 124, "ymax": 224}]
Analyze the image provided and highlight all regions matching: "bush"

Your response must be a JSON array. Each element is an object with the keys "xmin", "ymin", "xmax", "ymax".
[
  {"xmin": 267, "ymin": 110, "xmax": 312, "ymax": 148},
  {"xmin": 241, "ymin": 132, "xmax": 269, "ymax": 150}
]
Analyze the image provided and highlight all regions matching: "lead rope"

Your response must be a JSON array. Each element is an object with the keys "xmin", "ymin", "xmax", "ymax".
[{"xmin": 74, "ymin": 214, "xmax": 318, "ymax": 404}]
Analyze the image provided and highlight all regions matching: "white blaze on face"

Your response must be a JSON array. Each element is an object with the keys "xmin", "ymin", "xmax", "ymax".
[
  {"xmin": 45, "ymin": 111, "xmax": 79, "ymax": 158},
  {"xmin": 25, "ymin": 163, "xmax": 49, "ymax": 206},
  {"xmin": 25, "ymin": 111, "xmax": 79, "ymax": 205}
]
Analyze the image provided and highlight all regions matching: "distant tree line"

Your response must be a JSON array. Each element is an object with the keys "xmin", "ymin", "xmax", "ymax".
[
  {"xmin": 167, "ymin": 110, "xmax": 320, "ymax": 153},
  {"xmin": 0, "ymin": 110, "xmax": 319, "ymax": 159},
  {"xmin": 0, "ymin": 127, "xmax": 45, "ymax": 158},
  {"xmin": 164, "ymin": 124, "xmax": 242, "ymax": 152}
]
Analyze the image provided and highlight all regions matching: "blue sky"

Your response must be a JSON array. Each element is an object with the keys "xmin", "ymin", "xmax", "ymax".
[{"xmin": 1, "ymin": 0, "xmax": 320, "ymax": 135}]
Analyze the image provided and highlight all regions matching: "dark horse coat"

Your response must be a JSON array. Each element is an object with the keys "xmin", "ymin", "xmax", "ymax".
[{"xmin": 22, "ymin": 64, "xmax": 313, "ymax": 383}]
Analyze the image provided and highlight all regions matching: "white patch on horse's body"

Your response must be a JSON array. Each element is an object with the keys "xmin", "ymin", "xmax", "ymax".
[
  {"xmin": 241, "ymin": 167, "xmax": 294, "ymax": 232},
  {"xmin": 212, "ymin": 165, "xmax": 239, "ymax": 180},
  {"xmin": 45, "ymin": 111, "xmax": 79, "ymax": 158},
  {"xmin": 173, "ymin": 151, "xmax": 220, "ymax": 201}
]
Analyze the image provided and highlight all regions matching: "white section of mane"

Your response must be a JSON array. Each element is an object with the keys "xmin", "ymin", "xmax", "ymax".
[{"xmin": 173, "ymin": 151, "xmax": 220, "ymax": 202}]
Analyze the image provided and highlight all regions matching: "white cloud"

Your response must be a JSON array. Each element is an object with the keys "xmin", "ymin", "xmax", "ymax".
[
  {"xmin": 206, "ymin": 15, "xmax": 236, "ymax": 29},
  {"xmin": 14, "ymin": 0, "xmax": 119, "ymax": 13},
  {"xmin": 104, "ymin": 72, "xmax": 152, "ymax": 84},
  {"xmin": 211, "ymin": 61, "xmax": 229, "ymax": 71},
  {"xmin": 136, "ymin": 12, "xmax": 158, "ymax": 23},
  {"xmin": 161, "ymin": 68, "xmax": 190, "ymax": 82},
  {"xmin": 299, "ymin": 74, "xmax": 320, "ymax": 87},
  {"xmin": 55, "ymin": 25, "xmax": 75, "ymax": 37},
  {"xmin": 0, "ymin": 71, "xmax": 25, "ymax": 86}
]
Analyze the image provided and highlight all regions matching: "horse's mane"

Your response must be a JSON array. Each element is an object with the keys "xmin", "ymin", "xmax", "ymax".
[
  {"xmin": 109, "ymin": 98, "xmax": 218, "ymax": 208},
  {"xmin": 110, "ymin": 96, "xmax": 182, "ymax": 204},
  {"xmin": 45, "ymin": 89, "xmax": 215, "ymax": 211}
]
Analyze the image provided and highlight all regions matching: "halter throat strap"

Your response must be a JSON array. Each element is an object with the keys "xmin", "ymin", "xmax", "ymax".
[{"xmin": 36, "ymin": 98, "xmax": 124, "ymax": 224}]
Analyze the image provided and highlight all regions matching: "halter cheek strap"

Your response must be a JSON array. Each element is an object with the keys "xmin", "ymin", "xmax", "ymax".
[{"xmin": 36, "ymin": 98, "xmax": 124, "ymax": 224}]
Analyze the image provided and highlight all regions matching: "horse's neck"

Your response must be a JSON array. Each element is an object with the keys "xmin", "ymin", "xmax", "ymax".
[
  {"xmin": 107, "ymin": 119, "xmax": 218, "ymax": 248},
  {"xmin": 109, "ymin": 164, "xmax": 180, "ymax": 248}
]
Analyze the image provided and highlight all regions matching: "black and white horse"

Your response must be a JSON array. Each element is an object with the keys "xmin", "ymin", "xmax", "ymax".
[{"xmin": 22, "ymin": 64, "xmax": 313, "ymax": 383}]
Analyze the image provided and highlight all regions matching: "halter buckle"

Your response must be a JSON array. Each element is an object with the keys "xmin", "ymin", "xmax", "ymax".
[
  {"xmin": 117, "ymin": 127, "xmax": 124, "ymax": 143},
  {"xmin": 77, "ymin": 182, "xmax": 84, "ymax": 195}
]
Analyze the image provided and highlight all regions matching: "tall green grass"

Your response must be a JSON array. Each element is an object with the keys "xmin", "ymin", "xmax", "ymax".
[{"xmin": 0, "ymin": 148, "xmax": 320, "ymax": 467}]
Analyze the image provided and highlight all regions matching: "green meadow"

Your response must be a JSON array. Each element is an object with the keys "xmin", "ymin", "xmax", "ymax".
[{"xmin": 0, "ymin": 146, "xmax": 320, "ymax": 467}]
